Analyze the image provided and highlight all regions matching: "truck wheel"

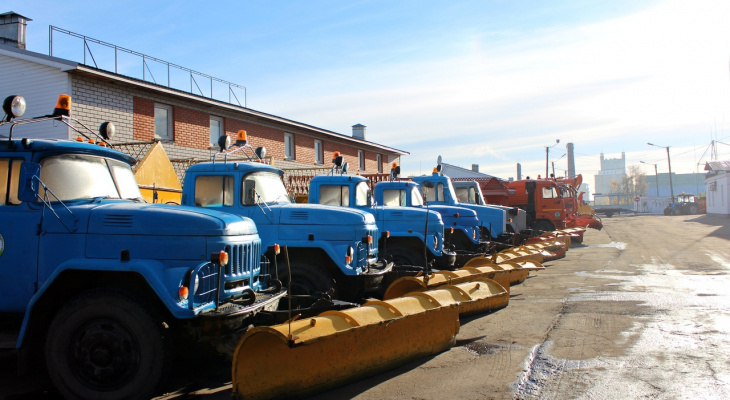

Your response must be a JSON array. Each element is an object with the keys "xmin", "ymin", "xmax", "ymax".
[
  {"xmin": 534, "ymin": 220, "xmax": 554, "ymax": 232},
  {"xmin": 386, "ymin": 245, "xmax": 426, "ymax": 269},
  {"xmin": 672, "ymin": 208, "xmax": 681, "ymax": 216},
  {"xmin": 279, "ymin": 261, "xmax": 335, "ymax": 297},
  {"xmin": 689, "ymin": 205, "xmax": 698, "ymax": 214},
  {"xmin": 45, "ymin": 290, "xmax": 169, "ymax": 400}
]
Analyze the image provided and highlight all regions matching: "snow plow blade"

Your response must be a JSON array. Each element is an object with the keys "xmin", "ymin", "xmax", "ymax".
[
  {"xmin": 381, "ymin": 275, "xmax": 509, "ymax": 315},
  {"xmin": 231, "ymin": 294, "xmax": 460, "ymax": 400},
  {"xmin": 383, "ymin": 268, "xmax": 511, "ymax": 300},
  {"xmin": 421, "ymin": 278, "xmax": 510, "ymax": 315}
]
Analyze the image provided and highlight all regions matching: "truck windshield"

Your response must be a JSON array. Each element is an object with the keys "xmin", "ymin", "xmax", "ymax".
[
  {"xmin": 382, "ymin": 189, "xmax": 406, "ymax": 206},
  {"xmin": 355, "ymin": 182, "xmax": 370, "ymax": 206},
  {"xmin": 455, "ymin": 186, "xmax": 479, "ymax": 204},
  {"xmin": 39, "ymin": 154, "xmax": 142, "ymax": 201},
  {"xmin": 243, "ymin": 171, "xmax": 290, "ymax": 204},
  {"xmin": 411, "ymin": 187, "xmax": 424, "ymax": 206}
]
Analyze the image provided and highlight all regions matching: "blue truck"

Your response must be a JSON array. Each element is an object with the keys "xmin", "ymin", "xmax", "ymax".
[
  {"xmin": 373, "ymin": 179, "xmax": 492, "ymax": 265},
  {"xmin": 412, "ymin": 169, "xmax": 514, "ymax": 244},
  {"xmin": 180, "ymin": 135, "xmax": 392, "ymax": 302},
  {"xmin": 451, "ymin": 180, "xmax": 527, "ymax": 236},
  {"xmin": 307, "ymin": 164, "xmax": 456, "ymax": 271},
  {"xmin": 0, "ymin": 95, "xmax": 285, "ymax": 399}
]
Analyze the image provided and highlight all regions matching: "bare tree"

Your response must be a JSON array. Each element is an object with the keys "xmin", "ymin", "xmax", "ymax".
[{"xmin": 610, "ymin": 166, "xmax": 648, "ymax": 205}]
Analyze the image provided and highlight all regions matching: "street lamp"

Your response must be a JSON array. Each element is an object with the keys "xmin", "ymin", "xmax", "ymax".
[
  {"xmin": 647, "ymin": 142, "xmax": 674, "ymax": 201},
  {"xmin": 545, "ymin": 139, "xmax": 560, "ymax": 178},
  {"xmin": 640, "ymin": 161, "xmax": 659, "ymax": 197}
]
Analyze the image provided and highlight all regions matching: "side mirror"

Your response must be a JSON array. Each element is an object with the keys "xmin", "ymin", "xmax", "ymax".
[
  {"xmin": 243, "ymin": 179, "xmax": 256, "ymax": 206},
  {"xmin": 18, "ymin": 162, "xmax": 41, "ymax": 202}
]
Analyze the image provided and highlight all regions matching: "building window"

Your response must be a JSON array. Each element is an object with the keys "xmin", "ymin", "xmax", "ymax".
[
  {"xmin": 377, "ymin": 154, "xmax": 382, "ymax": 173},
  {"xmin": 284, "ymin": 133, "xmax": 294, "ymax": 159},
  {"xmin": 154, "ymin": 104, "xmax": 173, "ymax": 141},
  {"xmin": 358, "ymin": 150, "xmax": 365, "ymax": 171},
  {"xmin": 210, "ymin": 116, "xmax": 223, "ymax": 147},
  {"xmin": 314, "ymin": 140, "xmax": 323, "ymax": 164}
]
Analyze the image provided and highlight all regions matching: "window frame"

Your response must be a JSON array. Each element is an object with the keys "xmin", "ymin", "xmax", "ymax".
[
  {"xmin": 209, "ymin": 116, "xmax": 224, "ymax": 147},
  {"xmin": 154, "ymin": 103, "xmax": 173, "ymax": 141},
  {"xmin": 377, "ymin": 154, "xmax": 382, "ymax": 173},
  {"xmin": 314, "ymin": 139, "xmax": 323, "ymax": 164},
  {"xmin": 358, "ymin": 150, "xmax": 365, "ymax": 171},
  {"xmin": 284, "ymin": 133, "xmax": 295, "ymax": 160}
]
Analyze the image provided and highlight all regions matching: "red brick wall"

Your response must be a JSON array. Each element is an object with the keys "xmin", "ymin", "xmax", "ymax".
[
  {"xmin": 224, "ymin": 119, "xmax": 287, "ymax": 160},
  {"xmin": 133, "ymin": 97, "xmax": 154, "ymax": 141},
  {"xmin": 174, "ymin": 106, "xmax": 209, "ymax": 149},
  {"xmin": 132, "ymin": 96, "xmax": 386, "ymax": 173}
]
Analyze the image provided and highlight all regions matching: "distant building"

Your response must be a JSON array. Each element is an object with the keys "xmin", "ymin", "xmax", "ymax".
[
  {"xmin": 704, "ymin": 161, "xmax": 730, "ymax": 215},
  {"xmin": 594, "ymin": 152, "xmax": 626, "ymax": 204},
  {"xmin": 439, "ymin": 163, "xmax": 495, "ymax": 179},
  {"xmin": 642, "ymin": 172, "xmax": 706, "ymax": 199}
]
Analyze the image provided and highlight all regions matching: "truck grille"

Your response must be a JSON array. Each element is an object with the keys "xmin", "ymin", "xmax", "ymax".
[{"xmin": 225, "ymin": 241, "xmax": 261, "ymax": 278}]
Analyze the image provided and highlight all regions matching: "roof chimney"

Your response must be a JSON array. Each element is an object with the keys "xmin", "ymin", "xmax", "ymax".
[
  {"xmin": 0, "ymin": 12, "xmax": 31, "ymax": 50},
  {"xmin": 352, "ymin": 124, "xmax": 366, "ymax": 140},
  {"xmin": 471, "ymin": 164, "xmax": 479, "ymax": 173}
]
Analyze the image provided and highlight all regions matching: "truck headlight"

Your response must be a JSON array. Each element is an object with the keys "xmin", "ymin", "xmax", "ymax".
[{"xmin": 433, "ymin": 236, "xmax": 438, "ymax": 250}]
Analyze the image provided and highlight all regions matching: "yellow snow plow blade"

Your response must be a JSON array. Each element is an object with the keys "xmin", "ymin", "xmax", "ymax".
[
  {"xmin": 416, "ymin": 278, "xmax": 509, "ymax": 315},
  {"xmin": 384, "ymin": 264, "xmax": 513, "ymax": 300},
  {"xmin": 231, "ymin": 294, "xmax": 460, "ymax": 400}
]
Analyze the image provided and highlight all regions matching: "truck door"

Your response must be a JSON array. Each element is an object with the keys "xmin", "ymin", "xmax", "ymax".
[
  {"xmin": 0, "ymin": 159, "xmax": 40, "ymax": 313},
  {"xmin": 540, "ymin": 185, "xmax": 563, "ymax": 221}
]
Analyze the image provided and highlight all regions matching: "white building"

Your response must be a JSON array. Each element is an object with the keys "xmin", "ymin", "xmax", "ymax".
[
  {"xmin": 705, "ymin": 161, "xmax": 730, "ymax": 215},
  {"xmin": 594, "ymin": 152, "xmax": 626, "ymax": 205}
]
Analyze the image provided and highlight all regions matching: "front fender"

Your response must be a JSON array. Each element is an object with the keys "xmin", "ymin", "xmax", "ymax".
[{"xmin": 18, "ymin": 258, "xmax": 196, "ymax": 348}]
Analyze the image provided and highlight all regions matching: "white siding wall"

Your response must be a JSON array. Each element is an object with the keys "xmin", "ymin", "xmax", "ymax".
[
  {"xmin": 0, "ymin": 53, "xmax": 71, "ymax": 140},
  {"xmin": 706, "ymin": 174, "xmax": 730, "ymax": 215}
]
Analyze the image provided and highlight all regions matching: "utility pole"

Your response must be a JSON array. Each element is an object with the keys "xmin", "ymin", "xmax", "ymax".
[
  {"xmin": 545, "ymin": 139, "xmax": 560, "ymax": 178},
  {"xmin": 648, "ymin": 143, "xmax": 674, "ymax": 201}
]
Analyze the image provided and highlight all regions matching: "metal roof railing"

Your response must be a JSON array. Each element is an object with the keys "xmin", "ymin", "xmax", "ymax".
[{"xmin": 49, "ymin": 26, "xmax": 247, "ymax": 107}]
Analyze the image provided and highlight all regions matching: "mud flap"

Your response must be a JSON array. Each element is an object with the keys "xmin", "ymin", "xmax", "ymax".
[{"xmin": 231, "ymin": 294, "xmax": 460, "ymax": 400}]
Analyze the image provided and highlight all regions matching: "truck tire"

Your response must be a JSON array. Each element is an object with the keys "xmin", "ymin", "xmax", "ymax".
[
  {"xmin": 45, "ymin": 290, "xmax": 169, "ymax": 400},
  {"xmin": 386, "ymin": 245, "xmax": 426, "ymax": 269},
  {"xmin": 689, "ymin": 205, "xmax": 698, "ymax": 214},
  {"xmin": 534, "ymin": 220, "xmax": 555, "ymax": 232},
  {"xmin": 279, "ymin": 261, "xmax": 335, "ymax": 297}
]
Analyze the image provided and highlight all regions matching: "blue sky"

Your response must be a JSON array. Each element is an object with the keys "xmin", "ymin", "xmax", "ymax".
[{"xmin": 14, "ymin": 0, "xmax": 730, "ymax": 194}]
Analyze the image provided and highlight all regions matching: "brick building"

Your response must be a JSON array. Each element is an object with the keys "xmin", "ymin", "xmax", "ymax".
[{"xmin": 0, "ymin": 12, "xmax": 407, "ymax": 174}]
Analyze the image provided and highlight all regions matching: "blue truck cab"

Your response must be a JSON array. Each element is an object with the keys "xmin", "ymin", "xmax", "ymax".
[
  {"xmin": 308, "ymin": 172, "xmax": 456, "ymax": 270},
  {"xmin": 452, "ymin": 180, "xmax": 526, "ymax": 234},
  {"xmin": 0, "ymin": 95, "xmax": 284, "ymax": 399},
  {"xmin": 412, "ymin": 170, "xmax": 511, "ymax": 243},
  {"xmin": 180, "ymin": 137, "xmax": 391, "ymax": 302},
  {"xmin": 373, "ymin": 180, "xmax": 487, "ymax": 254}
]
